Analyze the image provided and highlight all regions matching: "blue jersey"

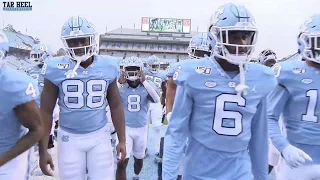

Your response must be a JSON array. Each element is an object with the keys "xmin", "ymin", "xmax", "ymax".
[
  {"xmin": 27, "ymin": 64, "xmax": 44, "ymax": 106},
  {"xmin": 119, "ymin": 80, "xmax": 158, "ymax": 128},
  {"xmin": 268, "ymin": 59, "xmax": 320, "ymax": 164},
  {"xmin": 163, "ymin": 56, "xmax": 277, "ymax": 180},
  {"xmin": 0, "ymin": 68, "xmax": 39, "ymax": 155},
  {"xmin": 166, "ymin": 61, "xmax": 190, "ymax": 80},
  {"xmin": 43, "ymin": 55, "xmax": 118, "ymax": 134},
  {"xmin": 144, "ymin": 69, "xmax": 167, "ymax": 91},
  {"xmin": 166, "ymin": 62, "xmax": 181, "ymax": 78}
]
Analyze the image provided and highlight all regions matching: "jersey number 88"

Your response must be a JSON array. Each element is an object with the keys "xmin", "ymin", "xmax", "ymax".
[{"xmin": 62, "ymin": 79, "xmax": 107, "ymax": 109}]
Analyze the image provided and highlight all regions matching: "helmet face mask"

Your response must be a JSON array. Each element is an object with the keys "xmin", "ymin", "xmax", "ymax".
[
  {"xmin": 147, "ymin": 55, "xmax": 160, "ymax": 73},
  {"xmin": 208, "ymin": 3, "xmax": 258, "ymax": 65},
  {"xmin": 212, "ymin": 28, "xmax": 257, "ymax": 65},
  {"xmin": 190, "ymin": 49, "xmax": 211, "ymax": 59},
  {"xmin": 61, "ymin": 16, "xmax": 98, "ymax": 62},
  {"xmin": 300, "ymin": 33, "xmax": 320, "ymax": 63},
  {"xmin": 150, "ymin": 64, "xmax": 160, "ymax": 72},
  {"xmin": 62, "ymin": 34, "xmax": 97, "ymax": 62},
  {"xmin": 30, "ymin": 44, "xmax": 52, "ymax": 63},
  {"xmin": 299, "ymin": 14, "xmax": 320, "ymax": 64},
  {"xmin": 188, "ymin": 33, "xmax": 212, "ymax": 59},
  {"xmin": 125, "ymin": 66, "xmax": 141, "ymax": 81},
  {"xmin": 257, "ymin": 49, "xmax": 277, "ymax": 67},
  {"xmin": 30, "ymin": 52, "xmax": 44, "ymax": 62},
  {"xmin": 124, "ymin": 57, "xmax": 143, "ymax": 81}
]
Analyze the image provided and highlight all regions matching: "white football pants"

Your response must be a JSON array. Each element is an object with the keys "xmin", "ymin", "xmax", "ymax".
[
  {"xmin": 147, "ymin": 101, "xmax": 163, "ymax": 153},
  {"xmin": 0, "ymin": 148, "xmax": 31, "ymax": 180},
  {"xmin": 275, "ymin": 158, "xmax": 320, "ymax": 180},
  {"xmin": 58, "ymin": 125, "xmax": 114, "ymax": 180},
  {"xmin": 125, "ymin": 125, "xmax": 149, "ymax": 159},
  {"xmin": 106, "ymin": 105, "xmax": 117, "ymax": 145}
]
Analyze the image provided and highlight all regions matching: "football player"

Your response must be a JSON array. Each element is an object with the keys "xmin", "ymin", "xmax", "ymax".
[
  {"xmin": 116, "ymin": 57, "xmax": 159, "ymax": 180},
  {"xmin": 27, "ymin": 44, "xmax": 57, "ymax": 175},
  {"xmin": 28, "ymin": 44, "xmax": 53, "ymax": 91},
  {"xmin": 38, "ymin": 16, "xmax": 126, "ymax": 180},
  {"xmin": 0, "ymin": 29, "xmax": 44, "ymax": 179},
  {"xmin": 256, "ymin": 48, "xmax": 280, "ymax": 173},
  {"xmin": 144, "ymin": 55, "xmax": 167, "ymax": 161},
  {"xmin": 268, "ymin": 14, "xmax": 320, "ymax": 180},
  {"xmin": 257, "ymin": 49, "xmax": 277, "ymax": 67},
  {"xmin": 162, "ymin": 3, "xmax": 277, "ymax": 180},
  {"xmin": 162, "ymin": 32, "xmax": 212, "ymax": 180}
]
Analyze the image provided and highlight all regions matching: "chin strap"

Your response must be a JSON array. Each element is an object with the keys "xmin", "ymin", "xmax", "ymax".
[
  {"xmin": 65, "ymin": 60, "xmax": 81, "ymax": 78},
  {"xmin": 235, "ymin": 62, "xmax": 249, "ymax": 96}
]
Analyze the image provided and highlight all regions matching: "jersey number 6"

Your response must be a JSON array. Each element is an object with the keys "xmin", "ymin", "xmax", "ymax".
[{"xmin": 213, "ymin": 94, "xmax": 245, "ymax": 136}]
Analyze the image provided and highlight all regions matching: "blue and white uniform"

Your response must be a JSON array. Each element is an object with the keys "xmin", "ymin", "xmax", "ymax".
[{"xmin": 0, "ymin": 68, "xmax": 39, "ymax": 179}]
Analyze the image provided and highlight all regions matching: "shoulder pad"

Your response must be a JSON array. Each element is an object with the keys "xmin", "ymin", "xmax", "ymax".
[
  {"xmin": 41, "ymin": 56, "xmax": 66, "ymax": 85},
  {"xmin": 254, "ymin": 64, "xmax": 277, "ymax": 94},
  {"xmin": 173, "ymin": 58, "xmax": 207, "ymax": 86},
  {"xmin": 166, "ymin": 62, "xmax": 180, "ymax": 78},
  {"xmin": 96, "ymin": 55, "xmax": 118, "ymax": 82},
  {"xmin": 272, "ymin": 60, "xmax": 303, "ymax": 85},
  {"xmin": 2, "ymin": 69, "xmax": 39, "ymax": 107}
]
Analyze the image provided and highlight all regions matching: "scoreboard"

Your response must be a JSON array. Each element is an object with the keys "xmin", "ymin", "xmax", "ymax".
[{"xmin": 141, "ymin": 17, "xmax": 191, "ymax": 34}]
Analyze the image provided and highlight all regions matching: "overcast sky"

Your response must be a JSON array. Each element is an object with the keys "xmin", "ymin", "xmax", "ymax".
[{"xmin": 1, "ymin": 0, "xmax": 319, "ymax": 59}]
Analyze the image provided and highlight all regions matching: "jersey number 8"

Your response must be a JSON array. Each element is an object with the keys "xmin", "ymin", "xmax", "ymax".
[
  {"xmin": 62, "ymin": 79, "xmax": 107, "ymax": 109},
  {"xmin": 127, "ymin": 94, "xmax": 141, "ymax": 112}
]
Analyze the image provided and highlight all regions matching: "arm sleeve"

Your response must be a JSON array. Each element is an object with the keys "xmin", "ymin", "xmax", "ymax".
[
  {"xmin": 248, "ymin": 98, "xmax": 268, "ymax": 180},
  {"xmin": 142, "ymin": 80, "xmax": 160, "ymax": 103},
  {"xmin": 162, "ymin": 86, "xmax": 192, "ymax": 180},
  {"xmin": 268, "ymin": 85, "xmax": 290, "ymax": 152}
]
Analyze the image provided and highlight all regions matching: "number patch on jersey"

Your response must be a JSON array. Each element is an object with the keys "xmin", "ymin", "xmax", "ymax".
[
  {"xmin": 25, "ymin": 83, "xmax": 37, "ymax": 98},
  {"xmin": 62, "ymin": 79, "xmax": 107, "ymax": 109},
  {"xmin": 145, "ymin": 75, "xmax": 162, "ymax": 88},
  {"xmin": 273, "ymin": 65, "xmax": 282, "ymax": 78},
  {"xmin": 213, "ymin": 94, "xmax": 245, "ymax": 136},
  {"xmin": 173, "ymin": 71, "xmax": 179, "ymax": 80},
  {"xmin": 302, "ymin": 89, "xmax": 319, "ymax": 123},
  {"xmin": 127, "ymin": 94, "xmax": 141, "ymax": 112}
]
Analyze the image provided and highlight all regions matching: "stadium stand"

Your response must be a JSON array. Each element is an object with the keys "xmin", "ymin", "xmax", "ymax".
[
  {"xmin": 99, "ymin": 27, "xmax": 202, "ymax": 69},
  {"xmin": 1, "ymin": 25, "xmax": 38, "ymax": 72}
]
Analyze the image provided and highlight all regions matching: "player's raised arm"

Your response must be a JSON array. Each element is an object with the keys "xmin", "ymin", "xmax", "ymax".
[
  {"xmin": 248, "ymin": 98, "xmax": 268, "ymax": 180},
  {"xmin": 0, "ymin": 80, "xmax": 43, "ymax": 166},
  {"xmin": 107, "ymin": 80, "xmax": 126, "ymax": 162},
  {"xmin": 141, "ymin": 71, "xmax": 160, "ymax": 103},
  {"xmin": 162, "ymin": 85, "xmax": 191, "ymax": 180}
]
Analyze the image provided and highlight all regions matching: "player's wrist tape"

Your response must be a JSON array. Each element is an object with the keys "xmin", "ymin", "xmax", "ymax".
[{"xmin": 142, "ymin": 81, "xmax": 160, "ymax": 103}]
